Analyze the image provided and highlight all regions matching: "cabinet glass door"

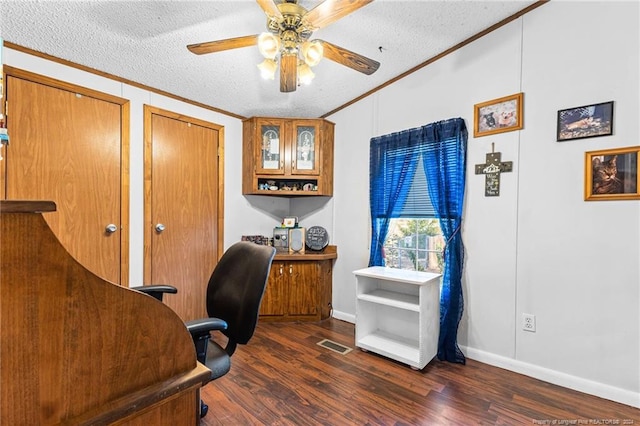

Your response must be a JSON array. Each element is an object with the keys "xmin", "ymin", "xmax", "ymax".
[
  {"xmin": 258, "ymin": 122, "xmax": 284, "ymax": 174},
  {"xmin": 292, "ymin": 123, "xmax": 320, "ymax": 175}
]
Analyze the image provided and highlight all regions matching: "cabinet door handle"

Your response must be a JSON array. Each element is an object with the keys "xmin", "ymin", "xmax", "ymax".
[
  {"xmin": 289, "ymin": 265, "xmax": 293, "ymax": 275},
  {"xmin": 105, "ymin": 224, "xmax": 118, "ymax": 234},
  {"xmin": 279, "ymin": 265, "xmax": 283, "ymax": 275}
]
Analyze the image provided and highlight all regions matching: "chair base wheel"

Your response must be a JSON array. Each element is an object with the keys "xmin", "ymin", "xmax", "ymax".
[{"xmin": 200, "ymin": 401, "xmax": 209, "ymax": 418}]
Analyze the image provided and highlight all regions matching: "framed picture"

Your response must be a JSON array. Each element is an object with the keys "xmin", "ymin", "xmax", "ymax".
[
  {"xmin": 473, "ymin": 93, "xmax": 523, "ymax": 138},
  {"xmin": 557, "ymin": 101, "xmax": 613, "ymax": 141},
  {"xmin": 584, "ymin": 146, "xmax": 639, "ymax": 201}
]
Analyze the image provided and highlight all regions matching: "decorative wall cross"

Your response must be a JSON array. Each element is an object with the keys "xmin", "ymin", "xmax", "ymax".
[{"xmin": 474, "ymin": 143, "xmax": 513, "ymax": 196}]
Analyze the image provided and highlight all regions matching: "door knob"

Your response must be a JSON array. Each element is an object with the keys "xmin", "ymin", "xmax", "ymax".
[
  {"xmin": 105, "ymin": 224, "xmax": 118, "ymax": 234},
  {"xmin": 155, "ymin": 223, "xmax": 166, "ymax": 233}
]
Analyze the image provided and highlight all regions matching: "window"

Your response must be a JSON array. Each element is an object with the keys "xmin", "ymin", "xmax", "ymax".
[
  {"xmin": 380, "ymin": 152, "xmax": 443, "ymax": 273},
  {"xmin": 368, "ymin": 118, "xmax": 468, "ymax": 364},
  {"xmin": 369, "ymin": 133, "xmax": 444, "ymax": 270},
  {"xmin": 383, "ymin": 218, "xmax": 444, "ymax": 273}
]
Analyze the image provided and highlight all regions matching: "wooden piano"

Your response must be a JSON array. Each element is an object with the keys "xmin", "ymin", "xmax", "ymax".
[{"xmin": 0, "ymin": 200, "xmax": 211, "ymax": 425}]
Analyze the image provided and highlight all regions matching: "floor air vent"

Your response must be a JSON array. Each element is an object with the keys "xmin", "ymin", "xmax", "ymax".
[{"xmin": 317, "ymin": 339, "xmax": 353, "ymax": 355}]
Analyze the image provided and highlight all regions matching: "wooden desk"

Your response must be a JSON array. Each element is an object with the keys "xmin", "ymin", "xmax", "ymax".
[{"xmin": 1, "ymin": 200, "xmax": 211, "ymax": 425}]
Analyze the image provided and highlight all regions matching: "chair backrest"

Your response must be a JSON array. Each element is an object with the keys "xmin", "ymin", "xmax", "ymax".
[{"xmin": 206, "ymin": 241, "xmax": 276, "ymax": 352}]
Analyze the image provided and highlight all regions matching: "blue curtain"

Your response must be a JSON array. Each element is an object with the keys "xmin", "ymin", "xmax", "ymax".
[
  {"xmin": 421, "ymin": 118, "xmax": 467, "ymax": 364},
  {"xmin": 368, "ymin": 130, "xmax": 420, "ymax": 266},
  {"xmin": 368, "ymin": 117, "xmax": 467, "ymax": 364}
]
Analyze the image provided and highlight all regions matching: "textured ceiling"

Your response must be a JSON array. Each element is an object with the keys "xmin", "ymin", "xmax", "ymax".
[{"xmin": 0, "ymin": 0, "xmax": 539, "ymax": 119}]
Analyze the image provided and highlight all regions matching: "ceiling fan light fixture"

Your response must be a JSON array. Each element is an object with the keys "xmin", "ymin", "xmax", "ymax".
[
  {"xmin": 258, "ymin": 32, "xmax": 281, "ymax": 59},
  {"xmin": 257, "ymin": 59, "xmax": 278, "ymax": 80},
  {"xmin": 297, "ymin": 62, "xmax": 315, "ymax": 85},
  {"xmin": 188, "ymin": 0, "xmax": 379, "ymax": 93},
  {"xmin": 301, "ymin": 40, "xmax": 323, "ymax": 67}
]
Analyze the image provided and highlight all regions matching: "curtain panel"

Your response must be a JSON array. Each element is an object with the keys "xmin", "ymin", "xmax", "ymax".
[
  {"xmin": 368, "ymin": 117, "xmax": 468, "ymax": 364},
  {"xmin": 368, "ymin": 130, "xmax": 420, "ymax": 266}
]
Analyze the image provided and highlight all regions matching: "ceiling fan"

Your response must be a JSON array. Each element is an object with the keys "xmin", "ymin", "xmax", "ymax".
[{"xmin": 187, "ymin": 0, "xmax": 380, "ymax": 93}]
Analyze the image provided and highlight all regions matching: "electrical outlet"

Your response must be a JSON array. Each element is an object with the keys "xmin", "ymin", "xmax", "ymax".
[{"xmin": 522, "ymin": 313, "xmax": 536, "ymax": 332}]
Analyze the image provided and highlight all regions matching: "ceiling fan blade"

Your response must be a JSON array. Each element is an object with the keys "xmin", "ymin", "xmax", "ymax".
[
  {"xmin": 280, "ymin": 53, "xmax": 298, "ymax": 93},
  {"xmin": 256, "ymin": 0, "xmax": 283, "ymax": 21},
  {"xmin": 304, "ymin": 0, "xmax": 373, "ymax": 30},
  {"xmin": 318, "ymin": 40, "xmax": 380, "ymax": 75},
  {"xmin": 187, "ymin": 35, "xmax": 259, "ymax": 55}
]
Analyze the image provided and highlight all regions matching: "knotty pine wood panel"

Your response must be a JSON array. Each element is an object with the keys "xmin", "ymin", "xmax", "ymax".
[{"xmin": 200, "ymin": 319, "xmax": 640, "ymax": 425}]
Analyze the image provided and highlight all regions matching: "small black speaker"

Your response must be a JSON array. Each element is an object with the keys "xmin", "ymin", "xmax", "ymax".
[{"xmin": 288, "ymin": 228, "xmax": 305, "ymax": 254}]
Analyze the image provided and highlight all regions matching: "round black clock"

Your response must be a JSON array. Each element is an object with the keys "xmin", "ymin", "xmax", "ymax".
[{"xmin": 305, "ymin": 226, "xmax": 329, "ymax": 251}]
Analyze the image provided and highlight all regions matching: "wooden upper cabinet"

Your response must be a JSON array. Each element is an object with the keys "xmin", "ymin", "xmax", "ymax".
[{"xmin": 243, "ymin": 117, "xmax": 334, "ymax": 196}]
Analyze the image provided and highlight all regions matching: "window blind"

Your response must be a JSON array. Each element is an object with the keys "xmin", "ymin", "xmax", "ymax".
[
  {"xmin": 399, "ymin": 153, "xmax": 436, "ymax": 218},
  {"xmin": 376, "ymin": 146, "xmax": 436, "ymax": 219}
]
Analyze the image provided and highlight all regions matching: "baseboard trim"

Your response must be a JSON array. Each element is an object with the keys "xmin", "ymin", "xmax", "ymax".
[
  {"xmin": 331, "ymin": 310, "xmax": 355, "ymax": 324},
  {"xmin": 460, "ymin": 345, "xmax": 640, "ymax": 409}
]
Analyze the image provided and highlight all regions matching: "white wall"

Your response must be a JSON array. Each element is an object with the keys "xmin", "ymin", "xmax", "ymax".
[{"xmin": 328, "ymin": 1, "xmax": 639, "ymax": 408}]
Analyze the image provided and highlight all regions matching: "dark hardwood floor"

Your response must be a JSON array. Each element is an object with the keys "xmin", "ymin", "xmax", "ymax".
[{"xmin": 200, "ymin": 319, "xmax": 639, "ymax": 425}]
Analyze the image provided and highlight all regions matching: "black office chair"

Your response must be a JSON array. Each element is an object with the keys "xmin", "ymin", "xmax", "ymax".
[{"xmin": 132, "ymin": 241, "xmax": 276, "ymax": 418}]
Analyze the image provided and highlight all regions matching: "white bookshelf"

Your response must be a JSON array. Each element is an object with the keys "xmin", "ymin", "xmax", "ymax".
[{"xmin": 353, "ymin": 266, "xmax": 441, "ymax": 370}]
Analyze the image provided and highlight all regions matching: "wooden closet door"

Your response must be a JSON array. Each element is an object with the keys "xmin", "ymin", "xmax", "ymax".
[
  {"xmin": 144, "ymin": 106, "xmax": 223, "ymax": 322},
  {"xmin": 3, "ymin": 71, "xmax": 127, "ymax": 284}
]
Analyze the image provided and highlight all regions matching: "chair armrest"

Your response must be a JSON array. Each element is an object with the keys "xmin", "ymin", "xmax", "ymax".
[
  {"xmin": 185, "ymin": 318, "xmax": 228, "ymax": 339},
  {"xmin": 131, "ymin": 285, "xmax": 177, "ymax": 301},
  {"xmin": 186, "ymin": 318, "xmax": 230, "ymax": 371}
]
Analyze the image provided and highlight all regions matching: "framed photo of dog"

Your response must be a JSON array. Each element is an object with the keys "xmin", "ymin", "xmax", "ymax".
[{"xmin": 474, "ymin": 93, "xmax": 524, "ymax": 138}]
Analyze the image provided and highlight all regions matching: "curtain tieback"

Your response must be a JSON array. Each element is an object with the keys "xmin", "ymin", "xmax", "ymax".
[{"xmin": 444, "ymin": 222, "xmax": 461, "ymax": 249}]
